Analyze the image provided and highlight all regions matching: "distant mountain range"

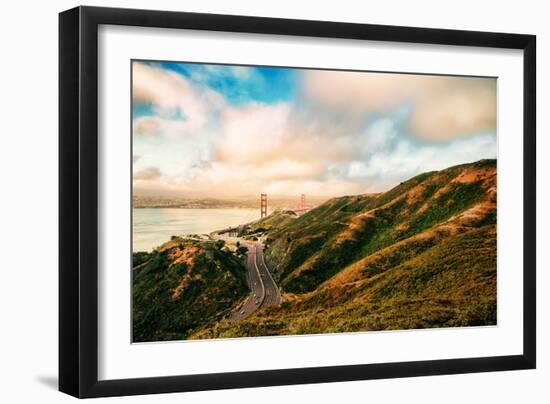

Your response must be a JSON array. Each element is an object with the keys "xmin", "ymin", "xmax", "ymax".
[
  {"xmin": 133, "ymin": 159, "xmax": 497, "ymax": 341},
  {"xmin": 132, "ymin": 195, "xmax": 329, "ymax": 210}
]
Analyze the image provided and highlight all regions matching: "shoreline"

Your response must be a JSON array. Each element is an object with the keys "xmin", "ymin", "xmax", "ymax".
[
  {"xmin": 133, "ymin": 206, "xmax": 259, "ymax": 209},
  {"xmin": 132, "ymin": 207, "xmax": 261, "ymax": 252}
]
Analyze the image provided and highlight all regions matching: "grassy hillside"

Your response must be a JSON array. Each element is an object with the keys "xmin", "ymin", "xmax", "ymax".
[
  {"xmin": 265, "ymin": 159, "xmax": 496, "ymax": 293},
  {"xmin": 132, "ymin": 238, "xmax": 248, "ymax": 342},
  {"xmin": 240, "ymin": 209, "xmax": 297, "ymax": 238},
  {"xmin": 190, "ymin": 159, "xmax": 497, "ymax": 339}
]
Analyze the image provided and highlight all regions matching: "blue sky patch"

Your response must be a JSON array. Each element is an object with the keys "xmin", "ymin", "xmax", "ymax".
[
  {"xmin": 153, "ymin": 61, "xmax": 300, "ymax": 105},
  {"xmin": 132, "ymin": 102, "xmax": 155, "ymax": 119}
]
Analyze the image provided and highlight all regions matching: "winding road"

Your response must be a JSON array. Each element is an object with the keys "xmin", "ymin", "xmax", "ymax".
[{"xmin": 228, "ymin": 241, "xmax": 281, "ymax": 321}]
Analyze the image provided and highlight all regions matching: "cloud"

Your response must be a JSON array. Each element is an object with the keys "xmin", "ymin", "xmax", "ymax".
[
  {"xmin": 132, "ymin": 63, "xmax": 497, "ymax": 199},
  {"xmin": 134, "ymin": 167, "xmax": 162, "ymax": 180},
  {"xmin": 133, "ymin": 116, "xmax": 196, "ymax": 137},
  {"xmin": 407, "ymin": 80, "xmax": 496, "ymax": 140},
  {"xmin": 178, "ymin": 99, "xmax": 361, "ymax": 195},
  {"xmin": 132, "ymin": 62, "xmax": 225, "ymax": 134},
  {"xmin": 303, "ymin": 71, "xmax": 496, "ymax": 141},
  {"xmin": 347, "ymin": 132, "xmax": 496, "ymax": 191},
  {"xmin": 214, "ymin": 98, "xmax": 364, "ymax": 167},
  {"xmin": 214, "ymin": 102, "xmax": 291, "ymax": 165}
]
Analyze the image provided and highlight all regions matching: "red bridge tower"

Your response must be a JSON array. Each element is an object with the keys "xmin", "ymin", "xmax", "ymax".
[{"xmin": 260, "ymin": 193, "xmax": 268, "ymax": 218}]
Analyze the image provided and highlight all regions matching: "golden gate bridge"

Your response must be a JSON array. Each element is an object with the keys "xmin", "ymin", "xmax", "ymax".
[
  {"xmin": 218, "ymin": 193, "xmax": 315, "ymax": 237},
  {"xmin": 261, "ymin": 193, "xmax": 313, "ymax": 218}
]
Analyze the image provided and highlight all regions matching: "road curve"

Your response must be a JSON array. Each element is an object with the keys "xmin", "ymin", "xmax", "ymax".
[
  {"xmin": 228, "ymin": 241, "xmax": 281, "ymax": 321},
  {"xmin": 256, "ymin": 243, "xmax": 281, "ymax": 308}
]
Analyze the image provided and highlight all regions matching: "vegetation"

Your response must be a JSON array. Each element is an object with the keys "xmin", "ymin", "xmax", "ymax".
[
  {"xmin": 239, "ymin": 210, "xmax": 297, "ymax": 238},
  {"xmin": 132, "ymin": 238, "xmax": 248, "ymax": 342},
  {"xmin": 191, "ymin": 159, "xmax": 497, "ymax": 339},
  {"xmin": 263, "ymin": 159, "xmax": 496, "ymax": 293},
  {"xmin": 236, "ymin": 246, "xmax": 249, "ymax": 256},
  {"xmin": 192, "ymin": 225, "xmax": 496, "ymax": 339},
  {"xmin": 134, "ymin": 159, "xmax": 497, "ymax": 341}
]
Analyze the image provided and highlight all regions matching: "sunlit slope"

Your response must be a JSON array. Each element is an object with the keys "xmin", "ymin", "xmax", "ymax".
[
  {"xmin": 132, "ymin": 238, "xmax": 248, "ymax": 342},
  {"xmin": 241, "ymin": 210, "xmax": 297, "ymax": 237},
  {"xmin": 265, "ymin": 159, "xmax": 496, "ymax": 293},
  {"xmin": 191, "ymin": 159, "xmax": 497, "ymax": 338}
]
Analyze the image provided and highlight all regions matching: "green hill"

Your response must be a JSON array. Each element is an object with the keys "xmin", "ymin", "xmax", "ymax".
[
  {"xmin": 240, "ymin": 209, "xmax": 297, "ymax": 238},
  {"xmin": 132, "ymin": 238, "xmax": 248, "ymax": 342},
  {"xmin": 190, "ymin": 159, "xmax": 497, "ymax": 339},
  {"xmin": 263, "ymin": 159, "xmax": 496, "ymax": 293}
]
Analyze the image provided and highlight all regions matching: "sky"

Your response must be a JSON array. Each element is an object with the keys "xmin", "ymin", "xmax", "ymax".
[{"xmin": 132, "ymin": 61, "xmax": 497, "ymax": 199}]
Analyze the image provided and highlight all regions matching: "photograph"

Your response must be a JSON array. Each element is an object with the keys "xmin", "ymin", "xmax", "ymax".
[
  {"xmin": 131, "ymin": 60, "xmax": 497, "ymax": 342},
  {"xmin": 0, "ymin": 0, "xmax": 542, "ymax": 401}
]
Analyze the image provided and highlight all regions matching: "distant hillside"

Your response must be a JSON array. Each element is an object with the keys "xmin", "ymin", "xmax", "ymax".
[
  {"xmin": 240, "ymin": 210, "xmax": 297, "ymax": 238},
  {"xmin": 132, "ymin": 238, "xmax": 248, "ymax": 342},
  {"xmin": 191, "ymin": 159, "xmax": 497, "ymax": 339},
  {"xmin": 133, "ymin": 195, "xmax": 329, "ymax": 210},
  {"xmin": 132, "ymin": 196, "xmax": 258, "ymax": 209}
]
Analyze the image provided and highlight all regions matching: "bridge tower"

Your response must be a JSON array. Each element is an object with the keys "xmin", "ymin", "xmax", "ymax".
[
  {"xmin": 300, "ymin": 194, "xmax": 306, "ymax": 211},
  {"xmin": 260, "ymin": 193, "xmax": 268, "ymax": 218}
]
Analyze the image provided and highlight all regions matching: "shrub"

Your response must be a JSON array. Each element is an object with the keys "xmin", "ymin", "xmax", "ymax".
[{"xmin": 236, "ymin": 247, "xmax": 248, "ymax": 256}]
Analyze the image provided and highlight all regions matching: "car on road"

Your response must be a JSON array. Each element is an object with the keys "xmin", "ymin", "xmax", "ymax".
[{"xmin": 240, "ymin": 310, "xmax": 245, "ymax": 314}]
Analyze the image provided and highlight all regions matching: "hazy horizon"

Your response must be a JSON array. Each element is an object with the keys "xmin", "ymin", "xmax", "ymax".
[{"xmin": 132, "ymin": 61, "xmax": 497, "ymax": 199}]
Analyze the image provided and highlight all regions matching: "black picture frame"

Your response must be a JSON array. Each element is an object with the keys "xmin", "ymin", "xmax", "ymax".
[{"xmin": 59, "ymin": 6, "xmax": 536, "ymax": 398}]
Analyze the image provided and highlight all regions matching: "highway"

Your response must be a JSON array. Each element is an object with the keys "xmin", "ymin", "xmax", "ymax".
[
  {"xmin": 228, "ymin": 241, "xmax": 281, "ymax": 322},
  {"xmin": 256, "ymin": 243, "xmax": 281, "ymax": 307}
]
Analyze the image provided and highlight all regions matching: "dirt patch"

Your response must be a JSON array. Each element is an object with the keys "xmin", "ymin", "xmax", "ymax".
[
  {"xmin": 164, "ymin": 245, "xmax": 205, "ymax": 300},
  {"xmin": 331, "ymin": 210, "xmax": 374, "ymax": 246},
  {"xmin": 447, "ymin": 199, "xmax": 496, "ymax": 227},
  {"xmin": 452, "ymin": 166, "xmax": 496, "ymax": 186},
  {"xmin": 172, "ymin": 272, "xmax": 204, "ymax": 300},
  {"xmin": 281, "ymin": 292, "xmax": 305, "ymax": 303},
  {"xmin": 321, "ymin": 219, "xmax": 479, "ymax": 290},
  {"xmin": 406, "ymin": 184, "xmax": 427, "ymax": 205},
  {"xmin": 169, "ymin": 245, "xmax": 201, "ymax": 267}
]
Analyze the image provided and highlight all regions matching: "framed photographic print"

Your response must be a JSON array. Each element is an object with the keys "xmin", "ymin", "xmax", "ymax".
[{"xmin": 59, "ymin": 6, "xmax": 536, "ymax": 398}]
